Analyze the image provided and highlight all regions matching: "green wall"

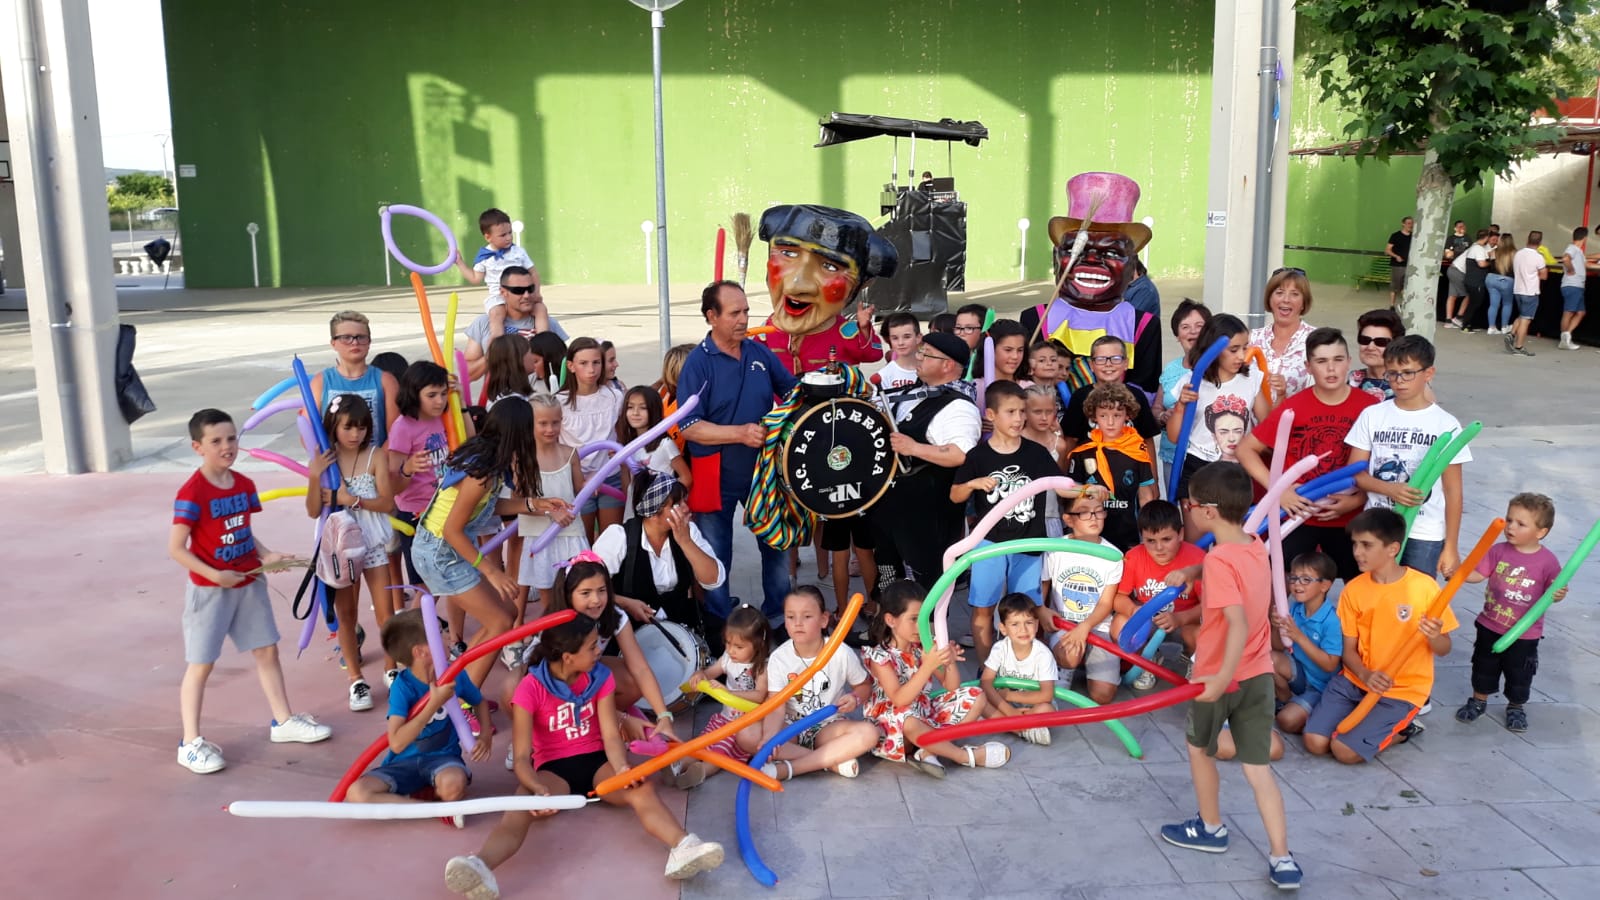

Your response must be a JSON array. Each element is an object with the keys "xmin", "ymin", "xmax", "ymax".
[{"xmin": 162, "ymin": 0, "xmax": 1216, "ymax": 289}]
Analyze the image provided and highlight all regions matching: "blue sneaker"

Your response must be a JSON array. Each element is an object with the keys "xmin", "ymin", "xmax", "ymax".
[
  {"xmin": 1160, "ymin": 815, "xmax": 1229, "ymax": 852},
  {"xmin": 1269, "ymin": 856, "xmax": 1304, "ymax": 890}
]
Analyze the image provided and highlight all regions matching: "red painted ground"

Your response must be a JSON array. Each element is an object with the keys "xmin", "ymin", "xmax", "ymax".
[{"xmin": 1, "ymin": 473, "xmax": 682, "ymax": 899}]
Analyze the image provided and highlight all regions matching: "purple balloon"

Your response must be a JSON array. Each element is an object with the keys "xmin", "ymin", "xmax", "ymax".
[
  {"xmin": 241, "ymin": 396, "xmax": 301, "ymax": 433},
  {"xmin": 418, "ymin": 589, "xmax": 477, "ymax": 751},
  {"xmin": 381, "ymin": 204, "xmax": 459, "ymax": 276}
]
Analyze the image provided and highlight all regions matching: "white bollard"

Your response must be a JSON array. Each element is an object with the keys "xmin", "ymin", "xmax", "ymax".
[
  {"xmin": 1018, "ymin": 218, "xmax": 1030, "ymax": 281},
  {"xmin": 641, "ymin": 220, "xmax": 655, "ymax": 285},
  {"xmin": 246, "ymin": 222, "xmax": 261, "ymax": 288}
]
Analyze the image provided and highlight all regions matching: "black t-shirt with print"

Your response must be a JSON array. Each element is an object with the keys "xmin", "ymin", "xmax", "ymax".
[
  {"xmin": 953, "ymin": 438, "xmax": 1062, "ymax": 548},
  {"xmin": 1061, "ymin": 382, "xmax": 1161, "ymax": 442}
]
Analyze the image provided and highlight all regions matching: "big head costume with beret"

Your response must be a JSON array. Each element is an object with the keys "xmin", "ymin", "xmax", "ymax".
[{"xmin": 761, "ymin": 204, "xmax": 898, "ymax": 338}]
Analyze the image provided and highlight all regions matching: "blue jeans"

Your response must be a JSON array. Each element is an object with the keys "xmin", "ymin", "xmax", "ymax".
[
  {"xmin": 1485, "ymin": 273, "xmax": 1514, "ymax": 330},
  {"xmin": 1401, "ymin": 538, "xmax": 1443, "ymax": 581},
  {"xmin": 696, "ymin": 496, "xmax": 792, "ymax": 620}
]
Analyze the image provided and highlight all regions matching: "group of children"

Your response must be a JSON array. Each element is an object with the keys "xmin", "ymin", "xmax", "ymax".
[{"xmin": 168, "ymin": 218, "xmax": 1578, "ymax": 894}]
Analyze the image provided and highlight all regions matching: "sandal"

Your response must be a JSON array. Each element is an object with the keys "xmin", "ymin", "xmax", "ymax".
[
  {"xmin": 1455, "ymin": 698, "xmax": 1487, "ymax": 724},
  {"xmin": 760, "ymin": 759, "xmax": 796, "ymax": 781},
  {"xmin": 907, "ymin": 749, "xmax": 947, "ymax": 779},
  {"xmin": 832, "ymin": 759, "xmax": 860, "ymax": 778},
  {"xmin": 961, "ymin": 741, "xmax": 1010, "ymax": 768}
]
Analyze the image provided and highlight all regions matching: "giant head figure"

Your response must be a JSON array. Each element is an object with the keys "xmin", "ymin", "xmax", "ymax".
[
  {"xmin": 760, "ymin": 204, "xmax": 898, "ymax": 336},
  {"xmin": 1047, "ymin": 172, "xmax": 1152, "ymax": 312}
]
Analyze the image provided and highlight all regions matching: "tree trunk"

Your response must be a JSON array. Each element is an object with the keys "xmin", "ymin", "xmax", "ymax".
[{"xmin": 1403, "ymin": 148, "xmax": 1455, "ymax": 341}]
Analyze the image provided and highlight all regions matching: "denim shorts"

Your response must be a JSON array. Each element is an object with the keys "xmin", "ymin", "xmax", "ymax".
[
  {"xmin": 1563, "ymin": 285, "xmax": 1586, "ymax": 314},
  {"xmin": 579, "ymin": 470, "xmax": 624, "ymax": 516},
  {"xmin": 412, "ymin": 527, "xmax": 482, "ymax": 596},
  {"xmin": 969, "ymin": 542, "xmax": 1042, "ymax": 608},
  {"xmin": 1514, "ymin": 293, "xmax": 1539, "ymax": 320},
  {"xmin": 1288, "ymin": 686, "xmax": 1324, "ymax": 714},
  {"xmin": 369, "ymin": 754, "xmax": 469, "ymax": 796}
]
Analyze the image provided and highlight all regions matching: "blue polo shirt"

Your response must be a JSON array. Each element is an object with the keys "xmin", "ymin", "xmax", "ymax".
[
  {"xmin": 678, "ymin": 333, "xmax": 798, "ymax": 499},
  {"xmin": 1290, "ymin": 597, "xmax": 1344, "ymax": 694}
]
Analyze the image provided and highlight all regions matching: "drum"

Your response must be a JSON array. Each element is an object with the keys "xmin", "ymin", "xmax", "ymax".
[
  {"xmin": 780, "ymin": 396, "xmax": 898, "ymax": 519},
  {"xmin": 633, "ymin": 619, "xmax": 709, "ymax": 714}
]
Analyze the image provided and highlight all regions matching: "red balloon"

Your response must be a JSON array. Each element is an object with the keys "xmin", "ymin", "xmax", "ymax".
[
  {"xmin": 1052, "ymin": 616, "xmax": 1189, "ymax": 687},
  {"xmin": 913, "ymin": 683, "xmax": 1203, "ymax": 748},
  {"xmin": 328, "ymin": 609, "xmax": 578, "ymax": 802}
]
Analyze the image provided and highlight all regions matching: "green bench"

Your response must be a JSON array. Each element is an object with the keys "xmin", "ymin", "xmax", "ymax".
[{"xmin": 1358, "ymin": 255, "xmax": 1392, "ymax": 290}]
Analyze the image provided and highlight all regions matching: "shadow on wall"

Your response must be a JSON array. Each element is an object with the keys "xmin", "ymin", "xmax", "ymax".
[{"xmin": 164, "ymin": 0, "xmax": 1214, "ymax": 289}]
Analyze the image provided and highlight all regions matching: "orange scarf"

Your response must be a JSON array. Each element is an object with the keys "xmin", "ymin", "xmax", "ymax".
[{"xmin": 1074, "ymin": 426, "xmax": 1151, "ymax": 490}]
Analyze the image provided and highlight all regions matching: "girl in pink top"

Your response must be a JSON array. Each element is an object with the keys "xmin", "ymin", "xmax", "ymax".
[
  {"xmin": 444, "ymin": 615, "xmax": 724, "ymax": 896},
  {"xmin": 387, "ymin": 362, "xmax": 452, "ymax": 592}
]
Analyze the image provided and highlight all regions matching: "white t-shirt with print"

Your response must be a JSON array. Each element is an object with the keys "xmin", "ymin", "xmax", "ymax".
[
  {"xmin": 1042, "ymin": 537, "xmax": 1124, "ymax": 631},
  {"xmin": 718, "ymin": 652, "xmax": 759, "ymax": 717},
  {"xmin": 1345, "ymin": 401, "xmax": 1473, "ymax": 542},
  {"xmin": 875, "ymin": 359, "xmax": 919, "ymax": 391},
  {"xmin": 766, "ymin": 640, "xmax": 868, "ymax": 722},
  {"xmin": 983, "ymin": 639, "xmax": 1060, "ymax": 684},
  {"xmin": 1185, "ymin": 369, "xmax": 1264, "ymax": 463}
]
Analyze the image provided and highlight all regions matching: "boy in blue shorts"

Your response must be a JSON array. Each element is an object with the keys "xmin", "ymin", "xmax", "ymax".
[
  {"xmin": 348, "ymin": 609, "xmax": 492, "ymax": 817},
  {"xmin": 170, "ymin": 409, "xmax": 330, "ymax": 774},
  {"xmin": 1271, "ymin": 552, "xmax": 1344, "ymax": 735}
]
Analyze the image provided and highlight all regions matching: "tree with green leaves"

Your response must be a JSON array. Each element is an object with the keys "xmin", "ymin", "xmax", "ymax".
[
  {"xmin": 105, "ymin": 172, "xmax": 174, "ymax": 213},
  {"xmin": 1298, "ymin": 0, "xmax": 1593, "ymax": 338}
]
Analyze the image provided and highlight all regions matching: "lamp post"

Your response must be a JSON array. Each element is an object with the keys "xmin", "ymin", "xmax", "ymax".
[{"xmin": 629, "ymin": 0, "xmax": 683, "ymax": 352}]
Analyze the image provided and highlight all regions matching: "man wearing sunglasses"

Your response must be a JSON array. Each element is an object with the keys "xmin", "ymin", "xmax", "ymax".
[{"xmin": 461, "ymin": 266, "xmax": 568, "ymax": 381}]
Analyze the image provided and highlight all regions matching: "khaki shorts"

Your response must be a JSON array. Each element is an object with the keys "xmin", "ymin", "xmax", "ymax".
[{"xmin": 1186, "ymin": 672, "xmax": 1275, "ymax": 765}]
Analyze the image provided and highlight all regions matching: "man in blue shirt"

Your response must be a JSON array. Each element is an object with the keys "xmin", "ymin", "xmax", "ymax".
[{"xmin": 679, "ymin": 281, "xmax": 799, "ymax": 622}]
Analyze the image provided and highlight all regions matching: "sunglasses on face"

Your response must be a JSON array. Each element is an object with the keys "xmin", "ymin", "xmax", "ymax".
[
  {"xmin": 1356, "ymin": 335, "xmax": 1392, "ymax": 348},
  {"xmin": 332, "ymin": 334, "xmax": 372, "ymax": 345},
  {"xmin": 502, "ymin": 284, "xmax": 538, "ymax": 295}
]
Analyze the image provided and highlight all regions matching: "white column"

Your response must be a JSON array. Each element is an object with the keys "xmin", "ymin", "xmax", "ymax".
[
  {"xmin": 0, "ymin": 0, "xmax": 130, "ymax": 472},
  {"xmin": 1202, "ymin": 0, "xmax": 1295, "ymax": 324}
]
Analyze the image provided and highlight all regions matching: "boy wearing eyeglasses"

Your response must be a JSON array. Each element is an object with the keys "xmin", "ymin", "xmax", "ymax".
[
  {"xmin": 1059, "ymin": 336, "xmax": 1160, "ymax": 458},
  {"xmin": 1039, "ymin": 492, "xmax": 1126, "ymax": 704},
  {"xmin": 311, "ymin": 310, "xmax": 400, "ymax": 446},
  {"xmin": 1344, "ymin": 335, "xmax": 1472, "ymax": 580},
  {"xmin": 1269, "ymin": 552, "xmax": 1344, "ymax": 735},
  {"xmin": 953, "ymin": 303, "xmax": 990, "ymax": 352}
]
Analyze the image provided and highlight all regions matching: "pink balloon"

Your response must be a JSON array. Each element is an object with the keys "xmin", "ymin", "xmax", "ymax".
[
  {"xmin": 1266, "ymin": 410, "xmax": 1296, "ymax": 630},
  {"xmin": 932, "ymin": 475, "xmax": 1081, "ymax": 648},
  {"xmin": 975, "ymin": 335, "xmax": 995, "ymax": 402},
  {"xmin": 245, "ymin": 447, "xmax": 310, "ymax": 477},
  {"xmin": 1243, "ymin": 453, "xmax": 1323, "ymax": 535}
]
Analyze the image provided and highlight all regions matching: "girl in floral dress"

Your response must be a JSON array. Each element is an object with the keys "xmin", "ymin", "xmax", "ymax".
[{"xmin": 861, "ymin": 581, "xmax": 1008, "ymax": 777}]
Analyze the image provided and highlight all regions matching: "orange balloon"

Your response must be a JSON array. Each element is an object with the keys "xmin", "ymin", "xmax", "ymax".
[{"xmin": 410, "ymin": 271, "xmax": 447, "ymax": 367}]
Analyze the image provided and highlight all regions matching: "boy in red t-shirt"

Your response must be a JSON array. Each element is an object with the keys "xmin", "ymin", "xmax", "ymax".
[
  {"xmin": 1158, "ymin": 462, "xmax": 1299, "ymax": 889},
  {"xmin": 169, "ymin": 409, "xmax": 330, "ymax": 775},
  {"xmin": 1236, "ymin": 326, "xmax": 1375, "ymax": 583},
  {"xmin": 1114, "ymin": 501, "xmax": 1205, "ymax": 671}
]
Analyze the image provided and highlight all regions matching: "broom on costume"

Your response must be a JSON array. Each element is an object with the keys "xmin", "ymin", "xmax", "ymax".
[
  {"xmin": 731, "ymin": 212, "xmax": 754, "ymax": 288},
  {"xmin": 1030, "ymin": 191, "xmax": 1108, "ymax": 346}
]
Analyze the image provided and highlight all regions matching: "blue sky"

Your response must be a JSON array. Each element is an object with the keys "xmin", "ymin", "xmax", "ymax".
[{"xmin": 90, "ymin": 0, "xmax": 171, "ymax": 172}]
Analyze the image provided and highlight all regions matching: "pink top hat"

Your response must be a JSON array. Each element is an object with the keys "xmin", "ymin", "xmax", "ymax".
[{"xmin": 1048, "ymin": 172, "xmax": 1152, "ymax": 251}]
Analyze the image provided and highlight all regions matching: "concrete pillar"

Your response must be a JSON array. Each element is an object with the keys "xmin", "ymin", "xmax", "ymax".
[
  {"xmin": 0, "ymin": 0, "xmax": 130, "ymax": 472},
  {"xmin": 0, "ymin": 68, "xmax": 22, "ymax": 291},
  {"xmin": 1202, "ymin": 0, "xmax": 1295, "ymax": 324}
]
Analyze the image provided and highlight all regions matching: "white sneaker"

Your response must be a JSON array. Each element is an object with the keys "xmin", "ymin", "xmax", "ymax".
[
  {"xmin": 664, "ymin": 833, "xmax": 724, "ymax": 879},
  {"xmin": 1486, "ymin": 327, "xmax": 1502, "ymax": 335},
  {"xmin": 499, "ymin": 641, "xmax": 524, "ymax": 671},
  {"xmin": 383, "ymin": 668, "xmax": 400, "ymax": 689},
  {"xmin": 444, "ymin": 855, "xmax": 500, "ymax": 899},
  {"xmin": 349, "ymin": 679, "xmax": 374, "ymax": 711},
  {"xmin": 1133, "ymin": 670, "xmax": 1159, "ymax": 691},
  {"xmin": 270, "ymin": 712, "xmax": 332, "ymax": 743},
  {"xmin": 178, "ymin": 736, "xmax": 226, "ymax": 774},
  {"xmin": 505, "ymin": 744, "xmax": 517, "ymax": 770},
  {"xmin": 1020, "ymin": 727, "xmax": 1052, "ymax": 746}
]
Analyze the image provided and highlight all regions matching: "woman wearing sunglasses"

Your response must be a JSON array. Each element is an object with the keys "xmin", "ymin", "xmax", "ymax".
[
  {"xmin": 1349, "ymin": 309, "xmax": 1404, "ymax": 402},
  {"xmin": 1248, "ymin": 267, "xmax": 1317, "ymax": 400}
]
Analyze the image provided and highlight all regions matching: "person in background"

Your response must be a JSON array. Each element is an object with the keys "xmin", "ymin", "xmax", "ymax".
[
  {"xmin": 1124, "ymin": 258, "xmax": 1161, "ymax": 318},
  {"xmin": 1384, "ymin": 216, "xmax": 1413, "ymax": 308},
  {"xmin": 1156, "ymin": 300, "xmax": 1212, "ymax": 475},
  {"xmin": 1484, "ymin": 233, "xmax": 1518, "ymax": 337},
  {"xmin": 1248, "ymin": 268, "xmax": 1317, "ymax": 400},
  {"xmin": 1559, "ymin": 226, "xmax": 1589, "ymax": 351},
  {"xmin": 1441, "ymin": 220, "xmax": 1471, "ymax": 327},
  {"xmin": 1506, "ymin": 232, "xmax": 1549, "ymax": 357},
  {"xmin": 1454, "ymin": 229, "xmax": 1494, "ymax": 333}
]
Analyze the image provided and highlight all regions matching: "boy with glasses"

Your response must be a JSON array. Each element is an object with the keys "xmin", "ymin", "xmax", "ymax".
[
  {"xmin": 1059, "ymin": 335, "xmax": 1160, "ymax": 456},
  {"xmin": 1344, "ymin": 336, "xmax": 1472, "ymax": 581},
  {"xmin": 953, "ymin": 303, "xmax": 990, "ymax": 352},
  {"xmin": 1039, "ymin": 492, "xmax": 1125, "ymax": 704},
  {"xmin": 311, "ymin": 310, "xmax": 399, "ymax": 445},
  {"xmin": 1270, "ymin": 552, "xmax": 1343, "ymax": 735}
]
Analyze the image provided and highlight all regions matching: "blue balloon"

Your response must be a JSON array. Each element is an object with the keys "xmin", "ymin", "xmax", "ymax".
[
  {"xmin": 1122, "ymin": 627, "xmax": 1169, "ymax": 685},
  {"xmin": 1166, "ymin": 336, "xmax": 1231, "ymax": 502},
  {"xmin": 1296, "ymin": 461, "xmax": 1366, "ymax": 497},
  {"xmin": 1120, "ymin": 584, "xmax": 1184, "ymax": 653},
  {"xmin": 252, "ymin": 375, "xmax": 298, "ymax": 411},
  {"xmin": 1196, "ymin": 473, "xmax": 1362, "ymax": 549},
  {"xmin": 736, "ymin": 704, "xmax": 840, "ymax": 887}
]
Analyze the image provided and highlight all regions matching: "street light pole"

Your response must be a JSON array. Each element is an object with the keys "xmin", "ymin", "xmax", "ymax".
[{"xmin": 630, "ymin": 0, "xmax": 683, "ymax": 353}]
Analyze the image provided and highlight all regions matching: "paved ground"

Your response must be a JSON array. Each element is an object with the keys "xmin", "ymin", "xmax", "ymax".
[{"xmin": 3, "ymin": 277, "xmax": 1599, "ymax": 898}]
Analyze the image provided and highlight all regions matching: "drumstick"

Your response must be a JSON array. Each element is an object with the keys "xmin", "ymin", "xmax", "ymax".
[{"xmin": 874, "ymin": 385, "xmax": 911, "ymax": 473}]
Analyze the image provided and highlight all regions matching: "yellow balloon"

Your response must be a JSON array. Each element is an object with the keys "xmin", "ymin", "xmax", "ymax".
[
  {"xmin": 260, "ymin": 486, "xmax": 308, "ymax": 502},
  {"xmin": 683, "ymin": 679, "xmax": 758, "ymax": 713}
]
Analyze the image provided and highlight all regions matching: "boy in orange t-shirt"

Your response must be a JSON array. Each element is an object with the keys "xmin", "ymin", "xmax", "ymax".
[
  {"xmin": 1303, "ymin": 508, "xmax": 1457, "ymax": 763},
  {"xmin": 1158, "ymin": 463, "xmax": 1299, "ymax": 889}
]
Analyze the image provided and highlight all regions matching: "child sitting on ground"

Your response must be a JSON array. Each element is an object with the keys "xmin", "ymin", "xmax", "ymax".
[
  {"xmin": 348, "ymin": 610, "xmax": 491, "ymax": 814},
  {"xmin": 758, "ymin": 586, "xmax": 877, "ymax": 780},
  {"xmin": 673, "ymin": 605, "xmax": 772, "ymax": 789},
  {"xmin": 1304, "ymin": 509, "xmax": 1456, "ymax": 762},
  {"xmin": 1066, "ymin": 381, "xmax": 1157, "ymax": 552},
  {"xmin": 981, "ymin": 592, "xmax": 1059, "ymax": 746},
  {"xmin": 1270, "ymin": 552, "xmax": 1344, "ymax": 735},
  {"xmin": 862, "ymin": 581, "xmax": 1004, "ymax": 777},
  {"xmin": 1455, "ymin": 492, "xmax": 1566, "ymax": 733},
  {"xmin": 1040, "ymin": 493, "xmax": 1126, "ymax": 705},
  {"xmin": 445, "ymin": 615, "xmax": 723, "ymax": 898},
  {"xmin": 1113, "ymin": 500, "xmax": 1205, "ymax": 687},
  {"xmin": 1158, "ymin": 462, "xmax": 1299, "ymax": 889},
  {"xmin": 171, "ymin": 409, "xmax": 330, "ymax": 774},
  {"xmin": 454, "ymin": 207, "xmax": 539, "ymax": 343}
]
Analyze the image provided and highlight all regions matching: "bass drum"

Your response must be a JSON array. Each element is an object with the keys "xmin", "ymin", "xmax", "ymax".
[
  {"xmin": 633, "ymin": 619, "xmax": 710, "ymax": 715},
  {"xmin": 781, "ymin": 397, "xmax": 898, "ymax": 519}
]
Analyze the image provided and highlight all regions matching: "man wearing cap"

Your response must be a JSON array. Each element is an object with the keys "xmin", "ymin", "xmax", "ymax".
[
  {"xmin": 868, "ymin": 330, "xmax": 982, "ymax": 588},
  {"xmin": 1020, "ymin": 172, "xmax": 1161, "ymax": 395},
  {"xmin": 756, "ymin": 204, "xmax": 893, "ymax": 375},
  {"xmin": 679, "ymin": 281, "xmax": 799, "ymax": 624}
]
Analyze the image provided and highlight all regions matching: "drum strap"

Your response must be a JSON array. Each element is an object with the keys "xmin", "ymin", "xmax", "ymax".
[{"xmin": 619, "ymin": 516, "xmax": 699, "ymax": 632}]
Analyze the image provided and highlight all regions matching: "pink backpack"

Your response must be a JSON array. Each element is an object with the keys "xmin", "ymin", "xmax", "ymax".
[{"xmin": 315, "ymin": 510, "xmax": 367, "ymax": 589}]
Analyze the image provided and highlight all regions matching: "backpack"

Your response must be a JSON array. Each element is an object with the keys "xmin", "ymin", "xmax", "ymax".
[{"xmin": 314, "ymin": 510, "xmax": 367, "ymax": 589}]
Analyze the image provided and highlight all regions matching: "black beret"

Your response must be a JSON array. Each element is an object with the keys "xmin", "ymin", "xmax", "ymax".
[
  {"xmin": 920, "ymin": 331, "xmax": 970, "ymax": 371},
  {"xmin": 759, "ymin": 204, "xmax": 899, "ymax": 279}
]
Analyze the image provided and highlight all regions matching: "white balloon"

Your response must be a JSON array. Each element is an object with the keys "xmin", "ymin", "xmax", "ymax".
[{"xmin": 227, "ymin": 794, "xmax": 590, "ymax": 820}]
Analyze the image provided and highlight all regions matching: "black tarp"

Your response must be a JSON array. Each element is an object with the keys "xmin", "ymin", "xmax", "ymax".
[
  {"xmin": 815, "ymin": 113, "xmax": 988, "ymax": 148},
  {"xmin": 862, "ymin": 191, "xmax": 967, "ymax": 317}
]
